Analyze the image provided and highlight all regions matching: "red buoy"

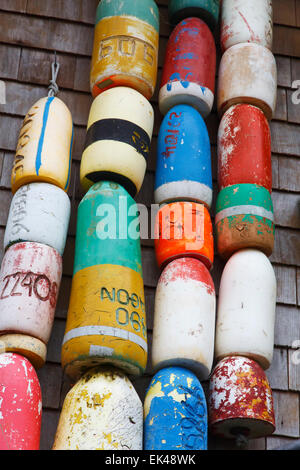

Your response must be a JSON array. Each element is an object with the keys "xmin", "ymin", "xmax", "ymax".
[
  {"xmin": 0, "ymin": 353, "xmax": 42, "ymax": 450},
  {"xmin": 159, "ymin": 17, "xmax": 216, "ymax": 117},
  {"xmin": 218, "ymin": 104, "xmax": 272, "ymax": 192}
]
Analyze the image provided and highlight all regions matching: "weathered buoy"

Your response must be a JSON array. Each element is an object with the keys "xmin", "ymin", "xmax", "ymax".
[
  {"xmin": 62, "ymin": 182, "xmax": 147, "ymax": 381},
  {"xmin": 0, "ymin": 334, "xmax": 47, "ymax": 370},
  {"xmin": 217, "ymin": 43, "xmax": 277, "ymax": 120},
  {"xmin": 155, "ymin": 105, "xmax": 212, "ymax": 206},
  {"xmin": 221, "ymin": 0, "xmax": 273, "ymax": 52},
  {"xmin": 152, "ymin": 258, "xmax": 216, "ymax": 380},
  {"xmin": 218, "ymin": 104, "xmax": 272, "ymax": 192},
  {"xmin": 53, "ymin": 367, "xmax": 143, "ymax": 450},
  {"xmin": 208, "ymin": 356, "xmax": 275, "ymax": 440},
  {"xmin": 169, "ymin": 0, "xmax": 220, "ymax": 30},
  {"xmin": 215, "ymin": 249, "xmax": 276, "ymax": 370},
  {"xmin": 159, "ymin": 18, "xmax": 216, "ymax": 117},
  {"xmin": 11, "ymin": 96, "xmax": 73, "ymax": 194},
  {"xmin": 80, "ymin": 87, "xmax": 154, "ymax": 196},
  {"xmin": 0, "ymin": 242, "xmax": 62, "ymax": 348},
  {"xmin": 0, "ymin": 353, "xmax": 42, "ymax": 450},
  {"xmin": 4, "ymin": 182, "xmax": 71, "ymax": 256},
  {"xmin": 215, "ymin": 184, "xmax": 274, "ymax": 259},
  {"xmin": 144, "ymin": 367, "xmax": 208, "ymax": 450},
  {"xmin": 155, "ymin": 201, "xmax": 214, "ymax": 270},
  {"xmin": 90, "ymin": 0, "xmax": 159, "ymax": 100}
]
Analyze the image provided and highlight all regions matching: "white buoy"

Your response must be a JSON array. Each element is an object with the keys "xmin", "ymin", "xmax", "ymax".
[
  {"xmin": 152, "ymin": 257, "xmax": 216, "ymax": 380},
  {"xmin": 52, "ymin": 367, "xmax": 143, "ymax": 450},
  {"xmin": 215, "ymin": 249, "xmax": 277, "ymax": 370},
  {"xmin": 4, "ymin": 182, "xmax": 71, "ymax": 256}
]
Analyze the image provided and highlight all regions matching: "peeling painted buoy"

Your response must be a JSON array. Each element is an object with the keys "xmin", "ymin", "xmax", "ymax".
[
  {"xmin": 155, "ymin": 201, "xmax": 214, "ymax": 270},
  {"xmin": 152, "ymin": 258, "xmax": 216, "ymax": 380},
  {"xmin": 53, "ymin": 366, "xmax": 143, "ymax": 450},
  {"xmin": 0, "ymin": 353, "xmax": 42, "ymax": 450},
  {"xmin": 218, "ymin": 104, "xmax": 272, "ymax": 192},
  {"xmin": 155, "ymin": 105, "xmax": 212, "ymax": 206},
  {"xmin": 215, "ymin": 184, "xmax": 274, "ymax": 259},
  {"xmin": 80, "ymin": 87, "xmax": 154, "ymax": 196},
  {"xmin": 169, "ymin": 0, "xmax": 220, "ymax": 30},
  {"xmin": 159, "ymin": 18, "xmax": 216, "ymax": 117},
  {"xmin": 4, "ymin": 182, "xmax": 71, "ymax": 256},
  {"xmin": 208, "ymin": 356, "xmax": 275, "ymax": 440},
  {"xmin": 0, "ymin": 242, "xmax": 62, "ymax": 346},
  {"xmin": 144, "ymin": 367, "xmax": 208, "ymax": 450},
  {"xmin": 215, "ymin": 249, "xmax": 276, "ymax": 370},
  {"xmin": 0, "ymin": 334, "xmax": 47, "ymax": 370},
  {"xmin": 90, "ymin": 0, "xmax": 159, "ymax": 100},
  {"xmin": 221, "ymin": 0, "xmax": 273, "ymax": 52},
  {"xmin": 217, "ymin": 43, "xmax": 277, "ymax": 120},
  {"xmin": 11, "ymin": 97, "xmax": 73, "ymax": 194},
  {"xmin": 62, "ymin": 182, "xmax": 147, "ymax": 381}
]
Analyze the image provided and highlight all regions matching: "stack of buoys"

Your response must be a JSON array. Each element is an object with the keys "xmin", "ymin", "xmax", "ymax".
[
  {"xmin": 0, "ymin": 88, "xmax": 73, "ymax": 449},
  {"xmin": 208, "ymin": 0, "xmax": 277, "ymax": 447},
  {"xmin": 52, "ymin": 0, "xmax": 159, "ymax": 450},
  {"xmin": 144, "ymin": 1, "xmax": 220, "ymax": 451}
]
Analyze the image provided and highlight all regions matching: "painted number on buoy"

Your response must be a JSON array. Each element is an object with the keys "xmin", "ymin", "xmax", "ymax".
[
  {"xmin": 0, "ymin": 271, "xmax": 58, "ymax": 306},
  {"xmin": 101, "ymin": 287, "xmax": 146, "ymax": 337},
  {"xmin": 99, "ymin": 36, "xmax": 155, "ymax": 66}
]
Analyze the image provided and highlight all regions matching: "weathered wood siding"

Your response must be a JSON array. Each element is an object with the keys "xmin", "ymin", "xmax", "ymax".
[{"xmin": 0, "ymin": 0, "xmax": 299, "ymax": 450}]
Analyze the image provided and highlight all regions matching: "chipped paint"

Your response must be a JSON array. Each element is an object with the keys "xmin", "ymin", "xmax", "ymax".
[
  {"xmin": 159, "ymin": 18, "xmax": 216, "ymax": 117},
  {"xmin": 221, "ymin": 0, "xmax": 273, "ymax": 52},
  {"xmin": 208, "ymin": 356, "xmax": 275, "ymax": 440},
  {"xmin": 218, "ymin": 104, "xmax": 271, "ymax": 192},
  {"xmin": 144, "ymin": 367, "xmax": 208, "ymax": 450},
  {"xmin": 53, "ymin": 367, "xmax": 143, "ymax": 450},
  {"xmin": 218, "ymin": 42, "xmax": 277, "ymax": 120},
  {"xmin": 0, "ymin": 353, "xmax": 41, "ymax": 450}
]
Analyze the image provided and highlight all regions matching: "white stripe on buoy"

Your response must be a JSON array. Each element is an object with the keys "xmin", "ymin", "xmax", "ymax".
[
  {"xmin": 154, "ymin": 180, "xmax": 213, "ymax": 207},
  {"xmin": 215, "ymin": 205, "xmax": 274, "ymax": 224},
  {"xmin": 63, "ymin": 325, "xmax": 148, "ymax": 352},
  {"xmin": 159, "ymin": 81, "xmax": 214, "ymax": 117}
]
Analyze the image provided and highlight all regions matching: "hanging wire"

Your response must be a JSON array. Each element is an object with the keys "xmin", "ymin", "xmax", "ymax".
[{"xmin": 48, "ymin": 51, "xmax": 60, "ymax": 97}]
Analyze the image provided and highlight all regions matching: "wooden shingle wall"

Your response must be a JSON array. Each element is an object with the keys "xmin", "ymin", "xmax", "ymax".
[{"xmin": 0, "ymin": 0, "xmax": 299, "ymax": 451}]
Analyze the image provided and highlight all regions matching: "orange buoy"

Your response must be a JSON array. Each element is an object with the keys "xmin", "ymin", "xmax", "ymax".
[{"xmin": 154, "ymin": 202, "xmax": 214, "ymax": 270}]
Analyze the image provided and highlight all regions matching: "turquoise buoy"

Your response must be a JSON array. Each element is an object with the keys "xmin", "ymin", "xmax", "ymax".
[{"xmin": 169, "ymin": 0, "xmax": 220, "ymax": 30}]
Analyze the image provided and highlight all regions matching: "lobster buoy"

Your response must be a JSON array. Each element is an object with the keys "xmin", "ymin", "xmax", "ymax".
[
  {"xmin": 144, "ymin": 367, "xmax": 208, "ymax": 450},
  {"xmin": 152, "ymin": 258, "xmax": 216, "ymax": 380},
  {"xmin": 215, "ymin": 249, "xmax": 276, "ymax": 370},
  {"xmin": 0, "ymin": 242, "xmax": 62, "ymax": 368},
  {"xmin": 0, "ymin": 353, "xmax": 42, "ymax": 450},
  {"xmin": 80, "ymin": 87, "xmax": 154, "ymax": 196},
  {"xmin": 155, "ymin": 105, "xmax": 212, "ymax": 206},
  {"xmin": 0, "ymin": 335, "xmax": 46, "ymax": 370},
  {"xmin": 11, "ymin": 97, "xmax": 73, "ymax": 194},
  {"xmin": 53, "ymin": 367, "xmax": 143, "ymax": 450},
  {"xmin": 4, "ymin": 182, "xmax": 71, "ymax": 256},
  {"xmin": 217, "ymin": 43, "xmax": 277, "ymax": 120},
  {"xmin": 221, "ymin": 0, "xmax": 273, "ymax": 52},
  {"xmin": 155, "ymin": 201, "xmax": 214, "ymax": 270},
  {"xmin": 169, "ymin": 0, "xmax": 220, "ymax": 30},
  {"xmin": 215, "ymin": 184, "xmax": 274, "ymax": 259},
  {"xmin": 61, "ymin": 182, "xmax": 147, "ymax": 381},
  {"xmin": 90, "ymin": 0, "xmax": 159, "ymax": 100},
  {"xmin": 159, "ymin": 18, "xmax": 216, "ymax": 117},
  {"xmin": 208, "ymin": 356, "xmax": 275, "ymax": 440},
  {"xmin": 218, "ymin": 104, "xmax": 272, "ymax": 192}
]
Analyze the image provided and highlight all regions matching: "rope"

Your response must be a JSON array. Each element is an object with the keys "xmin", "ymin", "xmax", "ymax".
[
  {"xmin": 235, "ymin": 433, "xmax": 249, "ymax": 449},
  {"xmin": 48, "ymin": 52, "xmax": 60, "ymax": 97}
]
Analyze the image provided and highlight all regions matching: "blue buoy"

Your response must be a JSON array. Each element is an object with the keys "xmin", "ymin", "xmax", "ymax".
[
  {"xmin": 144, "ymin": 367, "xmax": 208, "ymax": 450},
  {"xmin": 154, "ymin": 104, "xmax": 212, "ymax": 208}
]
